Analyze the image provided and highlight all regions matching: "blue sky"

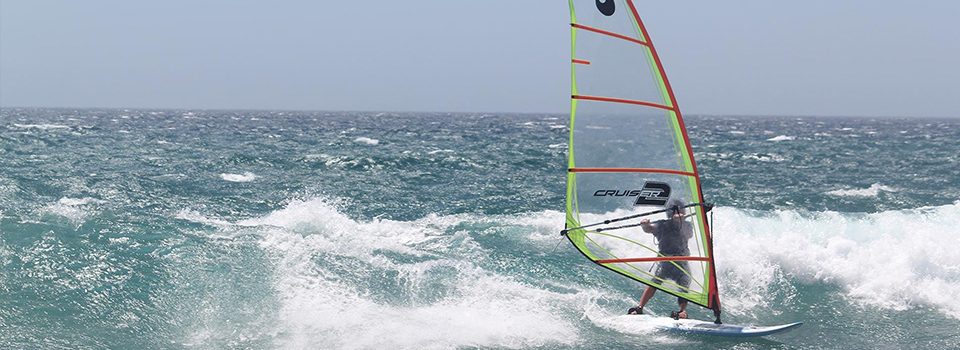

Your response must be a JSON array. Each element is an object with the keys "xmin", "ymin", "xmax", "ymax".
[{"xmin": 1, "ymin": 0, "xmax": 957, "ymax": 117}]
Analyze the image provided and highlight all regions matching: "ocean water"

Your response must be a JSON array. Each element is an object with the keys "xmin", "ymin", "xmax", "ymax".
[{"xmin": 1, "ymin": 108, "xmax": 958, "ymax": 349}]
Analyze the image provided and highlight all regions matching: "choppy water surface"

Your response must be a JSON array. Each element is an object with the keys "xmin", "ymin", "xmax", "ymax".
[{"xmin": 1, "ymin": 108, "xmax": 958, "ymax": 349}]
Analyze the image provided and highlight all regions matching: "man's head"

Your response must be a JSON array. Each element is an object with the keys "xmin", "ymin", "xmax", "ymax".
[{"xmin": 666, "ymin": 198, "xmax": 685, "ymax": 219}]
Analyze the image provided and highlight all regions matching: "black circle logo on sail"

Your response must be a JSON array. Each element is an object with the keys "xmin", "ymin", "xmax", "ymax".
[{"xmin": 596, "ymin": 0, "xmax": 615, "ymax": 16}]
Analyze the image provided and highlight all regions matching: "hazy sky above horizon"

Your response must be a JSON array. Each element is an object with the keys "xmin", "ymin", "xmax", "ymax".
[{"xmin": 1, "ymin": 1, "xmax": 958, "ymax": 118}]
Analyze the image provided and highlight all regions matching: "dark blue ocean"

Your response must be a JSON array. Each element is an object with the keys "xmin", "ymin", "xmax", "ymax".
[{"xmin": 1, "ymin": 108, "xmax": 958, "ymax": 349}]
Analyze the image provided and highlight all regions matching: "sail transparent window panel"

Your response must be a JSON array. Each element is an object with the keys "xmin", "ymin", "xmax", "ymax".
[
  {"xmin": 572, "ymin": 101, "xmax": 683, "ymax": 170},
  {"xmin": 605, "ymin": 259, "xmax": 708, "ymax": 296},
  {"xmin": 573, "ymin": 28, "xmax": 666, "ymax": 106}
]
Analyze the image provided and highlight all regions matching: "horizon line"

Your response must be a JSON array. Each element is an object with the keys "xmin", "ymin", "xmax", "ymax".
[{"xmin": 0, "ymin": 105, "xmax": 955, "ymax": 120}]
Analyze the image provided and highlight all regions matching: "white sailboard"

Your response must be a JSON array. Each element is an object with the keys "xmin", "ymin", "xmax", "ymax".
[{"xmin": 622, "ymin": 315, "xmax": 803, "ymax": 337}]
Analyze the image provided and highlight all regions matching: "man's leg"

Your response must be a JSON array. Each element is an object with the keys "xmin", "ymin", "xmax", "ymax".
[
  {"xmin": 636, "ymin": 285, "xmax": 657, "ymax": 312},
  {"xmin": 677, "ymin": 298, "xmax": 688, "ymax": 319},
  {"xmin": 675, "ymin": 262, "xmax": 691, "ymax": 318}
]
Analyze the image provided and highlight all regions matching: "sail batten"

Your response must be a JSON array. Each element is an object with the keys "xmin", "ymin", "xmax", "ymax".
[
  {"xmin": 572, "ymin": 94, "xmax": 676, "ymax": 111},
  {"xmin": 570, "ymin": 23, "xmax": 651, "ymax": 47},
  {"xmin": 569, "ymin": 168, "xmax": 695, "ymax": 177},
  {"xmin": 597, "ymin": 257, "xmax": 711, "ymax": 264},
  {"xmin": 564, "ymin": 0, "xmax": 721, "ymax": 314}
]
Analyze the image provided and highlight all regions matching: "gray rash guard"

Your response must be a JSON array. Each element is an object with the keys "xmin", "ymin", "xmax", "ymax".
[{"xmin": 654, "ymin": 219, "xmax": 693, "ymax": 256}]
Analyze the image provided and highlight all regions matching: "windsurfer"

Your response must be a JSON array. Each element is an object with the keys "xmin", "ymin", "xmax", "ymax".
[{"xmin": 628, "ymin": 199, "xmax": 694, "ymax": 319}]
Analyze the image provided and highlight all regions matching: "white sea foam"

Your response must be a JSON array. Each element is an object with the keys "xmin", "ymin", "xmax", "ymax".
[
  {"xmin": 744, "ymin": 153, "xmax": 786, "ymax": 162},
  {"xmin": 13, "ymin": 123, "xmax": 71, "ymax": 130},
  {"xmin": 42, "ymin": 204, "xmax": 87, "ymax": 226},
  {"xmin": 713, "ymin": 203, "xmax": 960, "ymax": 320},
  {"xmin": 182, "ymin": 197, "xmax": 960, "ymax": 349},
  {"xmin": 219, "ymin": 172, "xmax": 258, "ymax": 182},
  {"xmin": 354, "ymin": 137, "xmax": 379, "ymax": 145},
  {"xmin": 590, "ymin": 314, "xmax": 691, "ymax": 344},
  {"xmin": 41, "ymin": 197, "xmax": 102, "ymax": 229},
  {"xmin": 58, "ymin": 197, "xmax": 102, "ymax": 206},
  {"xmin": 766, "ymin": 135, "xmax": 795, "ymax": 142},
  {"xmin": 826, "ymin": 183, "xmax": 896, "ymax": 197},
  {"xmin": 228, "ymin": 198, "xmax": 581, "ymax": 349},
  {"xmin": 482, "ymin": 203, "xmax": 960, "ymax": 321}
]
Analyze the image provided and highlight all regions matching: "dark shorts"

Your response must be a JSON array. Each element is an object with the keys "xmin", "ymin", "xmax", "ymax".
[{"xmin": 654, "ymin": 259, "xmax": 691, "ymax": 291}]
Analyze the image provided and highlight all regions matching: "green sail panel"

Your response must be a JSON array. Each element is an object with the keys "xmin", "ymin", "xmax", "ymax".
[{"xmin": 564, "ymin": 0, "xmax": 720, "ymax": 312}]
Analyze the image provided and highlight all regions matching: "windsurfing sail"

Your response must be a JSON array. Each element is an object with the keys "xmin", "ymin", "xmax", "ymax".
[{"xmin": 562, "ymin": 0, "xmax": 721, "ymax": 318}]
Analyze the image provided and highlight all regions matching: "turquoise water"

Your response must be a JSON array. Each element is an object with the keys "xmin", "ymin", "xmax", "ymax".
[{"xmin": 1, "ymin": 108, "xmax": 958, "ymax": 349}]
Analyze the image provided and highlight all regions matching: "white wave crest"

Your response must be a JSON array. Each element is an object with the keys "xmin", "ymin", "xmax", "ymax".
[
  {"xmin": 179, "ymin": 197, "xmax": 960, "ymax": 348},
  {"xmin": 766, "ymin": 135, "xmax": 795, "ymax": 142},
  {"xmin": 714, "ymin": 203, "xmax": 960, "ymax": 320},
  {"xmin": 13, "ymin": 123, "xmax": 71, "ymax": 130},
  {"xmin": 354, "ymin": 137, "xmax": 379, "ymax": 145},
  {"xmin": 41, "ymin": 197, "xmax": 103, "ymax": 229},
  {"xmin": 58, "ymin": 197, "xmax": 103, "ymax": 206},
  {"xmin": 826, "ymin": 183, "xmax": 896, "ymax": 197},
  {"xmin": 199, "ymin": 198, "xmax": 582, "ymax": 349},
  {"xmin": 220, "ymin": 172, "xmax": 258, "ymax": 182}
]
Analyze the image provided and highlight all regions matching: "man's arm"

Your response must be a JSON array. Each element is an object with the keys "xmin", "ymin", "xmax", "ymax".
[{"xmin": 640, "ymin": 219, "xmax": 658, "ymax": 234}]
